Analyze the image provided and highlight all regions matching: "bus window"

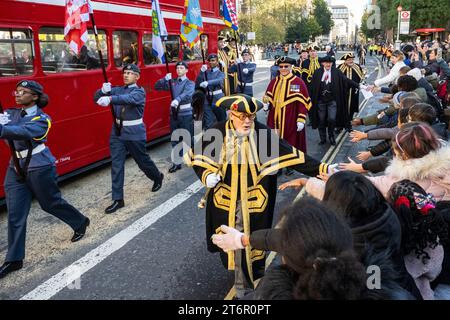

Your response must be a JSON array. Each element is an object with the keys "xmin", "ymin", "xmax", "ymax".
[
  {"xmin": 142, "ymin": 33, "xmax": 161, "ymax": 65},
  {"xmin": 39, "ymin": 27, "xmax": 107, "ymax": 74},
  {"xmin": 0, "ymin": 29, "xmax": 34, "ymax": 77},
  {"xmin": 113, "ymin": 31, "xmax": 138, "ymax": 67},
  {"xmin": 190, "ymin": 34, "xmax": 208, "ymax": 61},
  {"xmin": 165, "ymin": 36, "xmax": 180, "ymax": 63}
]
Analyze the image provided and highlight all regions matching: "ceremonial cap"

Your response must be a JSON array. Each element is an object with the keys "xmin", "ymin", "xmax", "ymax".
[
  {"xmin": 341, "ymin": 53, "xmax": 355, "ymax": 60},
  {"xmin": 320, "ymin": 55, "xmax": 335, "ymax": 63},
  {"xmin": 123, "ymin": 63, "xmax": 140, "ymax": 74},
  {"xmin": 16, "ymin": 80, "xmax": 43, "ymax": 95},
  {"xmin": 176, "ymin": 61, "xmax": 189, "ymax": 69},
  {"xmin": 275, "ymin": 56, "xmax": 296, "ymax": 66},
  {"xmin": 216, "ymin": 94, "xmax": 263, "ymax": 115}
]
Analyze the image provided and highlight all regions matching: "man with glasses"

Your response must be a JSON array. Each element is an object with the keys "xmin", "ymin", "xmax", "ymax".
[
  {"xmin": 264, "ymin": 56, "xmax": 312, "ymax": 177},
  {"xmin": 184, "ymin": 94, "xmax": 333, "ymax": 299}
]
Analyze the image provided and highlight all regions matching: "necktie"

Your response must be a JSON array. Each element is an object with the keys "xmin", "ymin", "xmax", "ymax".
[{"xmin": 20, "ymin": 109, "xmax": 27, "ymax": 117}]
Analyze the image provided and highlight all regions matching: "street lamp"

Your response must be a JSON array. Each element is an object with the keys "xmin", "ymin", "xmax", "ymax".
[{"xmin": 396, "ymin": 5, "xmax": 403, "ymax": 50}]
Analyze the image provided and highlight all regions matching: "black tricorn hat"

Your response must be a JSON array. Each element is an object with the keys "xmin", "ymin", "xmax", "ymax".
[
  {"xmin": 341, "ymin": 53, "xmax": 355, "ymax": 60},
  {"xmin": 275, "ymin": 56, "xmax": 296, "ymax": 66},
  {"xmin": 319, "ymin": 55, "xmax": 335, "ymax": 63},
  {"xmin": 216, "ymin": 94, "xmax": 263, "ymax": 115}
]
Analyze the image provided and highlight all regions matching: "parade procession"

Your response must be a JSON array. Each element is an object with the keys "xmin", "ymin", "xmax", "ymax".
[{"xmin": 1, "ymin": 0, "xmax": 450, "ymax": 308}]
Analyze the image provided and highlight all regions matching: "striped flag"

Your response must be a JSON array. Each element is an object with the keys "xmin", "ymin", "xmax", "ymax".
[
  {"xmin": 152, "ymin": 0, "xmax": 168, "ymax": 64},
  {"xmin": 64, "ymin": 0, "xmax": 92, "ymax": 54},
  {"xmin": 223, "ymin": 0, "xmax": 238, "ymax": 31},
  {"xmin": 180, "ymin": 0, "xmax": 204, "ymax": 48}
]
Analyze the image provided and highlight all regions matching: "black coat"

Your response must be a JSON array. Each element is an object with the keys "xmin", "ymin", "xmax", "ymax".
[{"xmin": 309, "ymin": 67, "xmax": 360, "ymax": 129}]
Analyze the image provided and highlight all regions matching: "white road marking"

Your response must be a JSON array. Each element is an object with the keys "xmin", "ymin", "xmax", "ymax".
[{"xmin": 20, "ymin": 180, "xmax": 204, "ymax": 300}]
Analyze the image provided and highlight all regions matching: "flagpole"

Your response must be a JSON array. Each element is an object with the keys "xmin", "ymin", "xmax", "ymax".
[
  {"xmin": 162, "ymin": 40, "xmax": 175, "ymax": 102},
  {"xmin": 233, "ymin": 29, "xmax": 244, "ymax": 93},
  {"xmin": 89, "ymin": 10, "xmax": 120, "ymax": 135}
]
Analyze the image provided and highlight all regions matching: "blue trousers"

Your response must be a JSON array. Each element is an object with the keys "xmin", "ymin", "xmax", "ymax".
[
  {"xmin": 4, "ymin": 165, "xmax": 86, "ymax": 262},
  {"xmin": 170, "ymin": 114, "xmax": 194, "ymax": 161},
  {"xmin": 110, "ymin": 135, "xmax": 161, "ymax": 200}
]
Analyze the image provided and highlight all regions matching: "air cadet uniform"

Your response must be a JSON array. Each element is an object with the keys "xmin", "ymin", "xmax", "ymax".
[
  {"xmin": 94, "ymin": 64, "xmax": 163, "ymax": 214},
  {"xmin": 228, "ymin": 49, "xmax": 257, "ymax": 97},
  {"xmin": 154, "ymin": 61, "xmax": 195, "ymax": 173},
  {"xmin": 0, "ymin": 80, "xmax": 89, "ymax": 279},
  {"xmin": 196, "ymin": 54, "xmax": 225, "ymax": 129}
]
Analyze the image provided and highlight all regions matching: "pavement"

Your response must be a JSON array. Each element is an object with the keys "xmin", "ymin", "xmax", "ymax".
[{"xmin": 0, "ymin": 53, "xmax": 387, "ymax": 300}]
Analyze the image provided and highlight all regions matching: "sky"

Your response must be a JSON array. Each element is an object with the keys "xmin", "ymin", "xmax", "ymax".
[{"xmin": 330, "ymin": 0, "xmax": 366, "ymax": 26}]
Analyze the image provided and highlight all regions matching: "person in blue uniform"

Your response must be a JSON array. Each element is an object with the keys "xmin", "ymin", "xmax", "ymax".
[
  {"xmin": 196, "ymin": 54, "xmax": 225, "ymax": 130},
  {"xmin": 0, "ymin": 80, "xmax": 90, "ymax": 279},
  {"xmin": 228, "ymin": 49, "xmax": 257, "ymax": 97},
  {"xmin": 270, "ymin": 55, "xmax": 281, "ymax": 81},
  {"xmin": 94, "ymin": 64, "xmax": 163, "ymax": 214},
  {"xmin": 154, "ymin": 61, "xmax": 195, "ymax": 173}
]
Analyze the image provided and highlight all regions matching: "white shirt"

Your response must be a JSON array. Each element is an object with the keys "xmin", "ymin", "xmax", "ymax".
[{"xmin": 321, "ymin": 69, "xmax": 332, "ymax": 84}]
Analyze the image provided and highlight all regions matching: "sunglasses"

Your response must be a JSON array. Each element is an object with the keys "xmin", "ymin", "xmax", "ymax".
[
  {"xmin": 231, "ymin": 112, "xmax": 256, "ymax": 121},
  {"xmin": 12, "ymin": 90, "xmax": 34, "ymax": 96},
  {"xmin": 278, "ymin": 65, "xmax": 291, "ymax": 69}
]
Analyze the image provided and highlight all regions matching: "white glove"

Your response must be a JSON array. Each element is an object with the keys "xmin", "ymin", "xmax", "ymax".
[
  {"xmin": 200, "ymin": 64, "xmax": 208, "ymax": 72},
  {"xmin": 220, "ymin": 61, "xmax": 226, "ymax": 68},
  {"xmin": 206, "ymin": 173, "xmax": 221, "ymax": 188},
  {"xmin": 235, "ymin": 58, "xmax": 242, "ymax": 64},
  {"xmin": 297, "ymin": 122, "xmax": 305, "ymax": 132},
  {"xmin": 211, "ymin": 225, "xmax": 245, "ymax": 252},
  {"xmin": 0, "ymin": 112, "xmax": 11, "ymax": 125},
  {"xmin": 96, "ymin": 96, "xmax": 111, "ymax": 107},
  {"xmin": 263, "ymin": 103, "xmax": 269, "ymax": 112},
  {"xmin": 242, "ymin": 68, "xmax": 249, "ymax": 74},
  {"xmin": 328, "ymin": 164, "xmax": 339, "ymax": 174},
  {"xmin": 200, "ymin": 81, "xmax": 209, "ymax": 88},
  {"xmin": 101, "ymin": 82, "xmax": 112, "ymax": 94},
  {"xmin": 165, "ymin": 73, "xmax": 172, "ymax": 81},
  {"xmin": 170, "ymin": 99, "xmax": 179, "ymax": 107}
]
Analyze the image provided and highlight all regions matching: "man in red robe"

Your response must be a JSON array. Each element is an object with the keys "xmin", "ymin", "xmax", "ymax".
[{"xmin": 264, "ymin": 56, "xmax": 312, "ymax": 154}]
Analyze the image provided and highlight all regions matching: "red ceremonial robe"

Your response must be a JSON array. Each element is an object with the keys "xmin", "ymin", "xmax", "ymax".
[{"xmin": 265, "ymin": 73, "xmax": 312, "ymax": 153}]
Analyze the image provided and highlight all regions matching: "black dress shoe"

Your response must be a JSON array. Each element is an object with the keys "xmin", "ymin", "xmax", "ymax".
[
  {"xmin": 318, "ymin": 140, "xmax": 326, "ymax": 145},
  {"xmin": 152, "ymin": 173, "xmax": 164, "ymax": 192},
  {"xmin": 168, "ymin": 163, "xmax": 181, "ymax": 173},
  {"xmin": 0, "ymin": 260, "xmax": 23, "ymax": 279},
  {"xmin": 329, "ymin": 136, "xmax": 336, "ymax": 146},
  {"xmin": 105, "ymin": 200, "xmax": 124, "ymax": 214},
  {"xmin": 71, "ymin": 217, "xmax": 90, "ymax": 242}
]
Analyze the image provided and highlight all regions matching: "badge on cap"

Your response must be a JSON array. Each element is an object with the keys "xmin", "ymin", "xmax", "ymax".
[
  {"xmin": 127, "ymin": 65, "xmax": 132, "ymax": 70},
  {"xmin": 231, "ymin": 103, "xmax": 239, "ymax": 111},
  {"xmin": 22, "ymin": 81, "xmax": 28, "ymax": 86}
]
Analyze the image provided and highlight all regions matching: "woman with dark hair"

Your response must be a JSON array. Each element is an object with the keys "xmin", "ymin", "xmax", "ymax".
[
  {"xmin": 214, "ymin": 197, "xmax": 367, "ymax": 300},
  {"xmin": 0, "ymin": 80, "xmax": 90, "ymax": 280},
  {"xmin": 387, "ymin": 180, "xmax": 450, "ymax": 299},
  {"xmin": 214, "ymin": 182, "xmax": 416, "ymax": 299},
  {"xmin": 296, "ymin": 122, "xmax": 450, "ymax": 202}
]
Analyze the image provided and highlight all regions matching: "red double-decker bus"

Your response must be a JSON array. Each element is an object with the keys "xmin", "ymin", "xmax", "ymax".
[{"xmin": 0, "ymin": 0, "xmax": 230, "ymax": 200}]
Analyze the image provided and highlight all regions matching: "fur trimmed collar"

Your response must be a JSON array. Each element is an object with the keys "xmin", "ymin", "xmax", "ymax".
[{"xmin": 385, "ymin": 145, "xmax": 450, "ymax": 181}]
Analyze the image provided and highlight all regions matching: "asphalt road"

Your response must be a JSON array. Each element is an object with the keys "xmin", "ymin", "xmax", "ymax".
[{"xmin": 0, "ymin": 52, "xmax": 385, "ymax": 300}]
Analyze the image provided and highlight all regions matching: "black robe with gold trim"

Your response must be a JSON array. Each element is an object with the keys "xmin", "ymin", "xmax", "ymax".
[
  {"xmin": 184, "ymin": 120, "xmax": 329, "ymax": 285},
  {"xmin": 218, "ymin": 48, "xmax": 232, "ymax": 96},
  {"xmin": 338, "ymin": 63, "xmax": 364, "ymax": 117}
]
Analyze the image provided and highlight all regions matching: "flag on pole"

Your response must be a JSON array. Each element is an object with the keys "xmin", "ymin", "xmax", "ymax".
[
  {"xmin": 223, "ymin": 0, "xmax": 238, "ymax": 31},
  {"xmin": 152, "ymin": 0, "xmax": 168, "ymax": 63},
  {"xmin": 180, "ymin": 0, "xmax": 204, "ymax": 48},
  {"xmin": 64, "ymin": 0, "xmax": 93, "ymax": 54}
]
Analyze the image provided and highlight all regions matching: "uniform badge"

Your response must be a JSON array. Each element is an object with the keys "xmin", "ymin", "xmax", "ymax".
[
  {"xmin": 22, "ymin": 81, "xmax": 28, "ymax": 86},
  {"xmin": 290, "ymin": 84, "xmax": 300, "ymax": 93},
  {"xmin": 231, "ymin": 103, "xmax": 239, "ymax": 111}
]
